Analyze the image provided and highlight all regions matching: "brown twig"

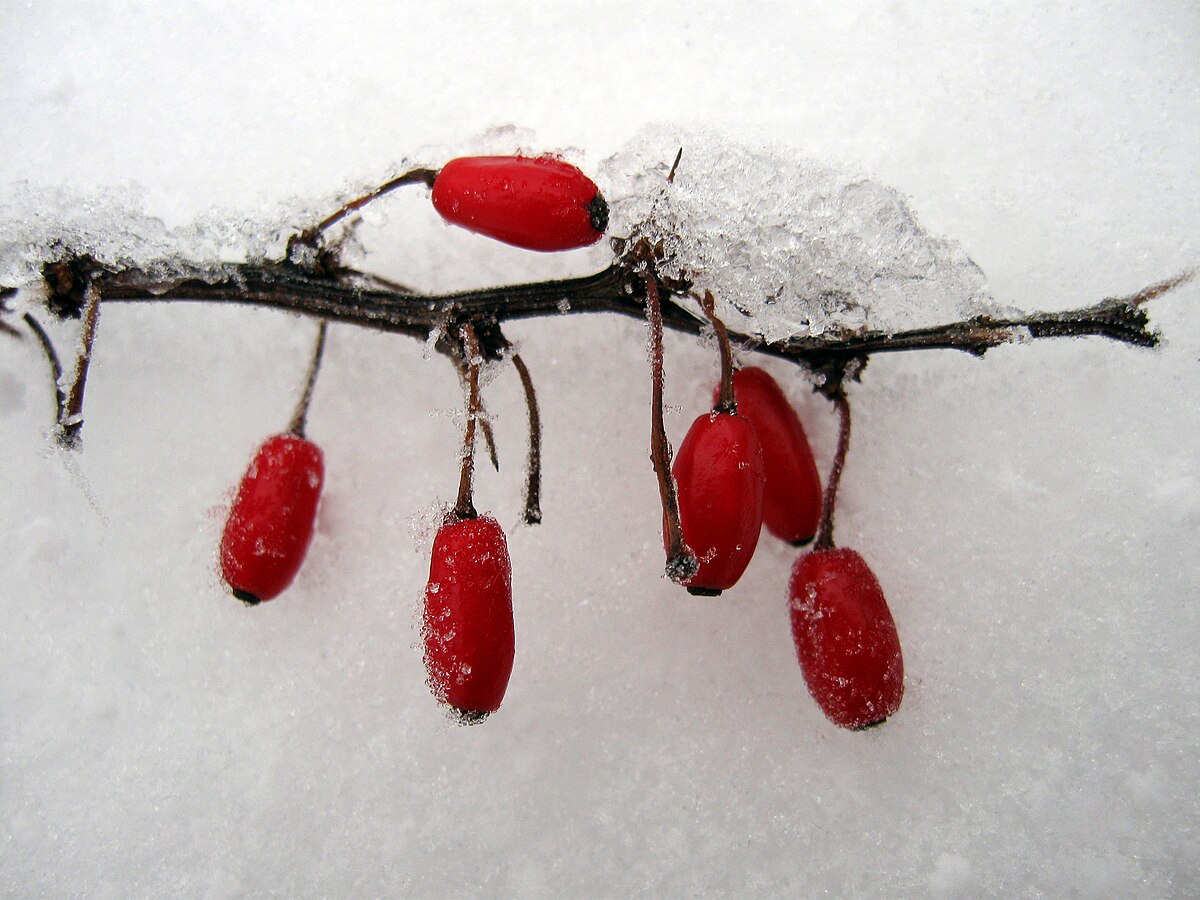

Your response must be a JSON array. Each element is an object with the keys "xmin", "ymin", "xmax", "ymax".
[{"xmin": 84, "ymin": 262, "xmax": 1186, "ymax": 370}]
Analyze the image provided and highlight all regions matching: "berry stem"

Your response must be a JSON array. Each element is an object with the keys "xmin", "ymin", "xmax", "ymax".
[
  {"xmin": 287, "ymin": 167, "xmax": 440, "ymax": 260},
  {"xmin": 452, "ymin": 323, "xmax": 482, "ymax": 522},
  {"xmin": 451, "ymin": 352, "xmax": 498, "ymax": 471},
  {"xmin": 645, "ymin": 268, "xmax": 698, "ymax": 583},
  {"xmin": 287, "ymin": 319, "xmax": 329, "ymax": 438},
  {"xmin": 511, "ymin": 352, "xmax": 543, "ymax": 525},
  {"xmin": 699, "ymin": 290, "xmax": 737, "ymax": 414},
  {"xmin": 21, "ymin": 313, "xmax": 67, "ymax": 425},
  {"xmin": 813, "ymin": 386, "xmax": 852, "ymax": 552},
  {"xmin": 57, "ymin": 285, "xmax": 101, "ymax": 450}
]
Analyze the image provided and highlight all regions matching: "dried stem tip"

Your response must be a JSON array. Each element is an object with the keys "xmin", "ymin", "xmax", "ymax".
[{"xmin": 644, "ymin": 267, "xmax": 698, "ymax": 583}]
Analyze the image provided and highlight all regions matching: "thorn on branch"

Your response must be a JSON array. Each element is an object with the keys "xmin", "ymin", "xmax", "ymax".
[{"xmin": 1126, "ymin": 269, "xmax": 1194, "ymax": 307}]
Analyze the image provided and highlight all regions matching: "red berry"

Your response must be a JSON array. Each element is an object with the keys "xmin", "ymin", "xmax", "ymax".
[
  {"xmin": 431, "ymin": 155, "xmax": 607, "ymax": 252},
  {"xmin": 716, "ymin": 367, "xmax": 822, "ymax": 545},
  {"xmin": 670, "ymin": 411, "xmax": 765, "ymax": 595},
  {"xmin": 788, "ymin": 548, "xmax": 904, "ymax": 729},
  {"xmin": 422, "ymin": 515, "xmax": 515, "ymax": 722},
  {"xmin": 220, "ymin": 433, "xmax": 324, "ymax": 605}
]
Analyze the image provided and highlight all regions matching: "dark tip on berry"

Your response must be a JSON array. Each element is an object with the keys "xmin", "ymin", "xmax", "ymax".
[
  {"xmin": 588, "ymin": 192, "xmax": 609, "ymax": 234},
  {"xmin": 686, "ymin": 586, "xmax": 724, "ymax": 597},
  {"xmin": 232, "ymin": 588, "xmax": 262, "ymax": 607},
  {"xmin": 851, "ymin": 716, "xmax": 889, "ymax": 731},
  {"xmin": 451, "ymin": 707, "xmax": 491, "ymax": 726},
  {"xmin": 788, "ymin": 536, "xmax": 816, "ymax": 549}
]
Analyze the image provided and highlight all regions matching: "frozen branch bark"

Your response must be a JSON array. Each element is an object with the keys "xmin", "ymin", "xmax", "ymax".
[
  {"xmin": 3, "ymin": 247, "xmax": 1190, "ymax": 451},
  {"xmin": 65, "ymin": 259, "xmax": 1188, "ymax": 367}
]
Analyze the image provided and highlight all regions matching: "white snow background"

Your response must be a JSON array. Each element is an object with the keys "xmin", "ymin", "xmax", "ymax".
[{"xmin": 2, "ymin": 2, "xmax": 1198, "ymax": 896}]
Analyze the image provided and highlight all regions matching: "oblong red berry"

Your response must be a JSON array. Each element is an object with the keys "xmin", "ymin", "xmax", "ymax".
[
  {"xmin": 431, "ymin": 155, "xmax": 607, "ymax": 252},
  {"xmin": 422, "ymin": 515, "xmax": 515, "ymax": 722},
  {"xmin": 671, "ymin": 411, "xmax": 765, "ymax": 595},
  {"xmin": 220, "ymin": 433, "xmax": 324, "ymax": 605},
  {"xmin": 788, "ymin": 548, "xmax": 904, "ymax": 729},
  {"xmin": 716, "ymin": 367, "xmax": 822, "ymax": 545}
]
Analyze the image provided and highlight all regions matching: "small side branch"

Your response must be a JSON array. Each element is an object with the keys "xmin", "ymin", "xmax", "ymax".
[
  {"xmin": 286, "ymin": 167, "xmax": 440, "ymax": 268},
  {"xmin": 511, "ymin": 353, "xmax": 543, "ymax": 526},
  {"xmin": 22, "ymin": 313, "xmax": 67, "ymax": 425},
  {"xmin": 58, "ymin": 285, "xmax": 101, "ymax": 449},
  {"xmin": 644, "ymin": 270, "xmax": 697, "ymax": 583}
]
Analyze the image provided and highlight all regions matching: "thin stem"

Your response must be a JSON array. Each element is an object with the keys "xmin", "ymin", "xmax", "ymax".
[
  {"xmin": 57, "ymin": 285, "xmax": 101, "ymax": 450},
  {"xmin": 452, "ymin": 323, "xmax": 482, "ymax": 522},
  {"xmin": 511, "ymin": 353, "xmax": 542, "ymax": 525},
  {"xmin": 645, "ymin": 270, "xmax": 697, "ymax": 583},
  {"xmin": 451, "ymin": 352, "xmax": 498, "ymax": 471},
  {"xmin": 813, "ymin": 389, "xmax": 852, "ymax": 552},
  {"xmin": 480, "ymin": 419, "xmax": 500, "ymax": 472},
  {"xmin": 288, "ymin": 167, "xmax": 440, "ymax": 258},
  {"xmin": 699, "ymin": 291, "xmax": 736, "ymax": 413},
  {"xmin": 287, "ymin": 319, "xmax": 329, "ymax": 437},
  {"xmin": 22, "ymin": 313, "xmax": 66, "ymax": 425}
]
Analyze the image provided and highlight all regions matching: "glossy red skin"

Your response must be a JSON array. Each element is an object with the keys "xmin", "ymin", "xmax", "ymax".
[
  {"xmin": 717, "ymin": 367, "xmax": 822, "ymax": 545},
  {"xmin": 671, "ymin": 412, "xmax": 765, "ymax": 594},
  {"xmin": 220, "ymin": 433, "xmax": 324, "ymax": 604},
  {"xmin": 789, "ymin": 548, "xmax": 904, "ymax": 729},
  {"xmin": 431, "ymin": 156, "xmax": 606, "ymax": 252},
  {"xmin": 423, "ymin": 515, "xmax": 515, "ymax": 718}
]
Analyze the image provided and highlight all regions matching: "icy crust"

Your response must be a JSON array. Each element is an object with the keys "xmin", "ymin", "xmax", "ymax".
[
  {"xmin": 601, "ymin": 126, "xmax": 995, "ymax": 341},
  {"xmin": 0, "ymin": 127, "xmax": 573, "ymax": 291},
  {"xmin": 1, "ymin": 127, "xmax": 992, "ymax": 345},
  {"xmin": 0, "ymin": 183, "xmax": 287, "ymax": 286}
]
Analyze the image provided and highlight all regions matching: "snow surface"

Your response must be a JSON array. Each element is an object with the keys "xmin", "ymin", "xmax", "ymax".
[{"xmin": 2, "ymin": 2, "xmax": 1199, "ymax": 897}]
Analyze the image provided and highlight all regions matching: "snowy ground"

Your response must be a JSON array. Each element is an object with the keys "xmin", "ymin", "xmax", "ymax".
[{"xmin": 2, "ymin": 3, "xmax": 1198, "ymax": 896}]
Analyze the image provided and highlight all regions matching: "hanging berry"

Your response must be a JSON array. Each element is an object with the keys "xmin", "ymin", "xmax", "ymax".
[
  {"xmin": 672, "ymin": 412, "xmax": 765, "ymax": 594},
  {"xmin": 423, "ymin": 514, "xmax": 515, "ymax": 721},
  {"xmin": 421, "ymin": 323, "xmax": 516, "ymax": 722},
  {"xmin": 219, "ymin": 321, "xmax": 328, "ymax": 606},
  {"xmin": 669, "ymin": 291, "xmax": 765, "ymax": 595},
  {"xmin": 431, "ymin": 155, "xmax": 608, "ymax": 252},
  {"xmin": 788, "ymin": 366, "xmax": 903, "ymax": 728},
  {"xmin": 220, "ymin": 433, "xmax": 324, "ymax": 604},
  {"xmin": 718, "ymin": 367, "xmax": 822, "ymax": 545},
  {"xmin": 789, "ymin": 548, "xmax": 903, "ymax": 729}
]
